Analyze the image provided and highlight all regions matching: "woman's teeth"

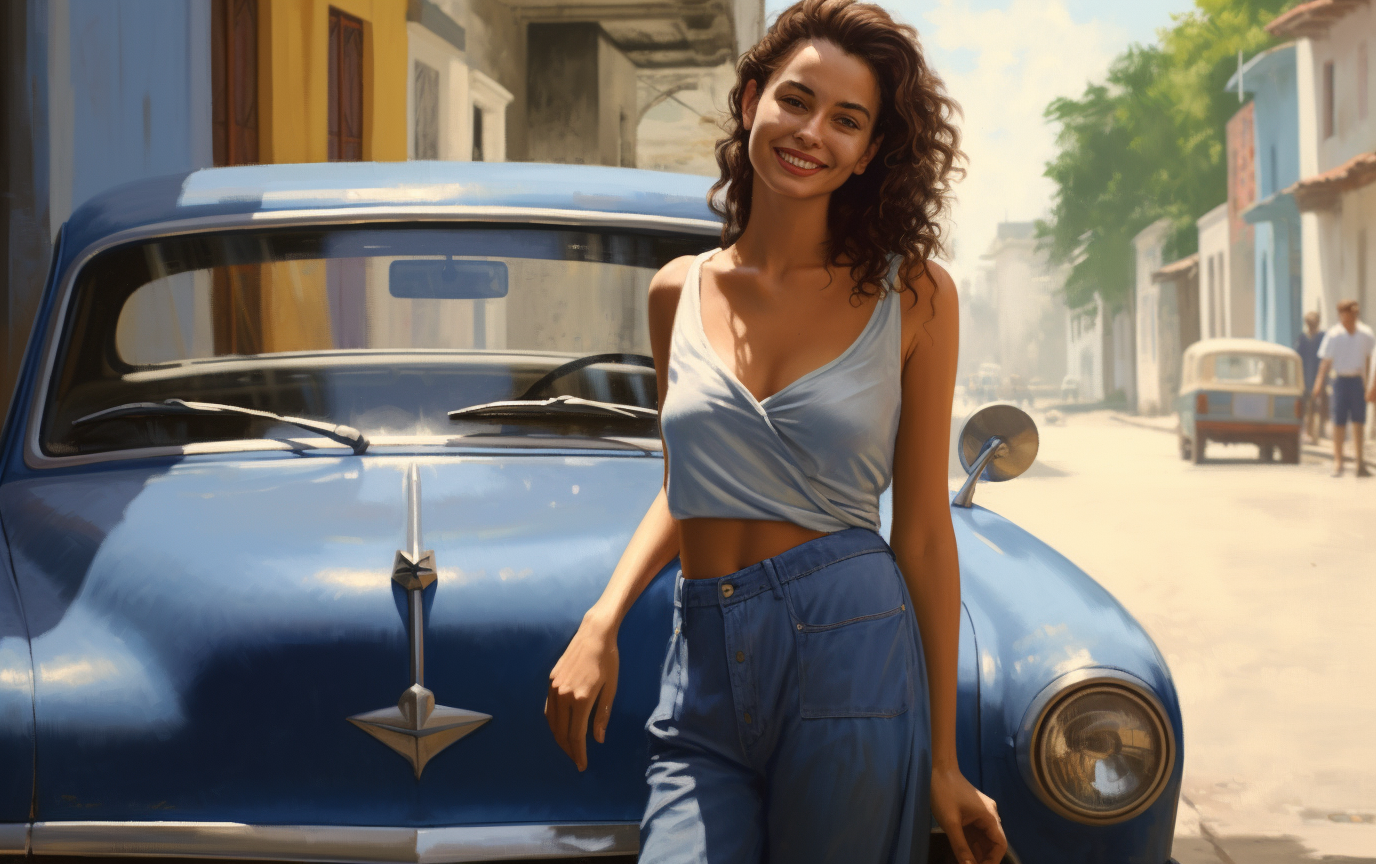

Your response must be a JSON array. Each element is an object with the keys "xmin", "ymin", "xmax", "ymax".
[{"xmin": 778, "ymin": 150, "xmax": 822, "ymax": 169}]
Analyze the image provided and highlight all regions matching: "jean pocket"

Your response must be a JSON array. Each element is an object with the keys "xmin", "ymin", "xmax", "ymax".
[{"xmin": 784, "ymin": 552, "xmax": 913, "ymax": 719}]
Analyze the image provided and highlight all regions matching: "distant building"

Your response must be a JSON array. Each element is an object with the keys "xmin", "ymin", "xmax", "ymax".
[
  {"xmin": 1197, "ymin": 204, "xmax": 1234, "ymax": 338},
  {"xmin": 1230, "ymin": 41, "xmax": 1303, "ymax": 345},
  {"xmin": 1134, "ymin": 219, "xmax": 1170, "ymax": 415},
  {"xmin": 1268, "ymin": 0, "xmax": 1376, "ymax": 324},
  {"xmin": 1065, "ymin": 295, "xmax": 1105, "ymax": 403},
  {"xmin": 978, "ymin": 222, "xmax": 1068, "ymax": 391},
  {"xmin": 0, "ymin": 0, "xmax": 762, "ymax": 403},
  {"xmin": 1226, "ymin": 101, "xmax": 1258, "ymax": 337}
]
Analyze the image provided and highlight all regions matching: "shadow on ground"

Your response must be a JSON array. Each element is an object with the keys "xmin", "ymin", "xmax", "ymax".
[{"xmin": 1174, "ymin": 835, "xmax": 1376, "ymax": 864}]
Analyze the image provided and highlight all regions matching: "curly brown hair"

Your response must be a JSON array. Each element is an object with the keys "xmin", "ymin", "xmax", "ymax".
[{"xmin": 710, "ymin": 0, "xmax": 964, "ymax": 302}]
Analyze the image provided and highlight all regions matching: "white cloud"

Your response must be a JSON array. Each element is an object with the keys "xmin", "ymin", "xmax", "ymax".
[{"xmin": 893, "ymin": 0, "xmax": 1124, "ymax": 284}]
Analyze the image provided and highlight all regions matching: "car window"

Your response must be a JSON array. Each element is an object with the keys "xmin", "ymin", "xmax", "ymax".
[
  {"xmin": 43, "ymin": 225, "xmax": 710, "ymax": 457},
  {"xmin": 1208, "ymin": 352, "xmax": 1296, "ymax": 387}
]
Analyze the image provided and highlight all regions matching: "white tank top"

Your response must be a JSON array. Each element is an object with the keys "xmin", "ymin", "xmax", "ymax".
[{"xmin": 660, "ymin": 249, "xmax": 904, "ymax": 533}]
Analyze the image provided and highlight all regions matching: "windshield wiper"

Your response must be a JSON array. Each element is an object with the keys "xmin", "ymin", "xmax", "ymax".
[
  {"xmin": 448, "ymin": 394, "xmax": 657, "ymax": 423},
  {"xmin": 71, "ymin": 399, "xmax": 370, "ymax": 455}
]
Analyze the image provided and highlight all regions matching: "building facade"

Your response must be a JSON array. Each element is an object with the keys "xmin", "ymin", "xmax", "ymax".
[
  {"xmin": 1230, "ymin": 41, "xmax": 1303, "ymax": 346},
  {"xmin": 1134, "ymin": 219, "xmax": 1171, "ymax": 415},
  {"xmin": 0, "ymin": 0, "xmax": 762, "ymax": 404},
  {"xmin": 978, "ymin": 222, "xmax": 1069, "ymax": 392},
  {"xmin": 1225, "ymin": 100, "xmax": 1258, "ymax": 338},
  {"xmin": 1197, "ymin": 203, "xmax": 1233, "ymax": 338},
  {"xmin": 1269, "ymin": 0, "xmax": 1376, "ymax": 325}
]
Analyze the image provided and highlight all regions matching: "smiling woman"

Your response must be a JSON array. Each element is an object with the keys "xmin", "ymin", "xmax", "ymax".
[{"xmin": 711, "ymin": 0, "xmax": 963, "ymax": 302}]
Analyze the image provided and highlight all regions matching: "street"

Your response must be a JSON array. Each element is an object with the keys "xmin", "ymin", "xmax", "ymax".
[{"xmin": 958, "ymin": 409, "xmax": 1376, "ymax": 863}]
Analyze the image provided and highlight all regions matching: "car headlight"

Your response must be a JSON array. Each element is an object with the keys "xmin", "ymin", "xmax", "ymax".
[{"xmin": 1018, "ymin": 672, "xmax": 1176, "ymax": 825}]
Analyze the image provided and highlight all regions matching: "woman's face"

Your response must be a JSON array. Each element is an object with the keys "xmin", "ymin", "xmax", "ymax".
[{"xmin": 742, "ymin": 38, "xmax": 883, "ymax": 200}]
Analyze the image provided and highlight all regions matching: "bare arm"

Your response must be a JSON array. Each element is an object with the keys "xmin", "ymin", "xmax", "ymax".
[
  {"xmin": 545, "ymin": 255, "xmax": 693, "ymax": 771},
  {"xmin": 1315, "ymin": 358, "xmax": 1332, "ymax": 399},
  {"xmin": 889, "ymin": 264, "xmax": 1004, "ymax": 864}
]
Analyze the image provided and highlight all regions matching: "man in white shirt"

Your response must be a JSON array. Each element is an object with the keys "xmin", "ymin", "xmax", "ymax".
[{"xmin": 1314, "ymin": 300, "xmax": 1375, "ymax": 477}]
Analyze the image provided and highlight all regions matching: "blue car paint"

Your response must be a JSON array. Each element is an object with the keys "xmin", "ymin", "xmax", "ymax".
[{"xmin": 0, "ymin": 163, "xmax": 1182, "ymax": 860}]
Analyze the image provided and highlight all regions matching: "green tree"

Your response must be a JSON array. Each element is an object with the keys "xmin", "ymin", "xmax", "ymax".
[{"xmin": 1040, "ymin": 0, "xmax": 1293, "ymax": 312}]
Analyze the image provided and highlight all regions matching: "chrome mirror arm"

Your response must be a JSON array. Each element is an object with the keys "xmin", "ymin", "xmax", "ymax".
[{"xmin": 952, "ymin": 436, "xmax": 1006, "ymax": 509}]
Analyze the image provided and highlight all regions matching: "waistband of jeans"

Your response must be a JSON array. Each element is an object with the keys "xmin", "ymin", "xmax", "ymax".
[
  {"xmin": 1335, "ymin": 373, "xmax": 1364, "ymax": 379},
  {"xmin": 678, "ymin": 527, "xmax": 891, "ymax": 608}
]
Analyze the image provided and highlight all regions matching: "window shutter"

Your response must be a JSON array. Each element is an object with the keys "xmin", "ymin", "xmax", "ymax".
[
  {"xmin": 212, "ymin": 0, "xmax": 259, "ymax": 166},
  {"xmin": 329, "ymin": 9, "xmax": 365, "ymax": 161}
]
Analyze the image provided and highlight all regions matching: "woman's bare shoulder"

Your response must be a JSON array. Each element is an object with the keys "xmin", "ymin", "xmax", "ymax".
[
  {"xmin": 648, "ymin": 255, "xmax": 697, "ymax": 330},
  {"xmin": 647, "ymin": 254, "xmax": 698, "ymax": 354},
  {"xmin": 897, "ymin": 258, "xmax": 959, "ymax": 354}
]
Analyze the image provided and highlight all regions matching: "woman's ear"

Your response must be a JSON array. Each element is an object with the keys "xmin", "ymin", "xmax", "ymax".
[
  {"xmin": 742, "ymin": 79, "xmax": 761, "ymax": 131},
  {"xmin": 855, "ymin": 135, "xmax": 883, "ymax": 175}
]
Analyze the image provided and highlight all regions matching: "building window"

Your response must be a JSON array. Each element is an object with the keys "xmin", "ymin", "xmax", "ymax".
[
  {"xmin": 328, "ymin": 8, "xmax": 364, "ymax": 161},
  {"xmin": 472, "ymin": 106, "xmax": 485, "ymax": 162},
  {"xmin": 1323, "ymin": 61, "xmax": 1336, "ymax": 139},
  {"xmin": 1361, "ymin": 43, "xmax": 1370, "ymax": 121},
  {"xmin": 211, "ymin": 0, "xmax": 259, "ymax": 166},
  {"xmin": 414, "ymin": 61, "xmax": 440, "ymax": 160}
]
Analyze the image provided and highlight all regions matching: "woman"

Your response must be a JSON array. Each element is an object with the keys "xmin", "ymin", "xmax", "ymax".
[{"xmin": 545, "ymin": 1, "xmax": 1006, "ymax": 862}]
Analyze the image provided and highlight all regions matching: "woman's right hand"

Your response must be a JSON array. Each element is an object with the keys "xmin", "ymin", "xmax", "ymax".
[{"xmin": 545, "ymin": 610, "xmax": 620, "ymax": 771}]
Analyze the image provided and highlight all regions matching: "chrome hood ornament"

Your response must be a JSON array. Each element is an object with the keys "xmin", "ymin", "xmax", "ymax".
[{"xmin": 349, "ymin": 464, "xmax": 490, "ymax": 777}]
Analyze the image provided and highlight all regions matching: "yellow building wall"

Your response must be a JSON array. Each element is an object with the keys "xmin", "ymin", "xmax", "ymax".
[
  {"xmin": 252, "ymin": 0, "xmax": 407, "ymax": 349},
  {"xmin": 258, "ymin": 0, "xmax": 408, "ymax": 164}
]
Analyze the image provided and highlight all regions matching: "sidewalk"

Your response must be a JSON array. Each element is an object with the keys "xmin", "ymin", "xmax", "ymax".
[{"xmin": 1108, "ymin": 412, "xmax": 1374, "ymax": 468}]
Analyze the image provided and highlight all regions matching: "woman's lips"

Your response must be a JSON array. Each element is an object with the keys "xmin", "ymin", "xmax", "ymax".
[{"xmin": 774, "ymin": 147, "xmax": 826, "ymax": 176}]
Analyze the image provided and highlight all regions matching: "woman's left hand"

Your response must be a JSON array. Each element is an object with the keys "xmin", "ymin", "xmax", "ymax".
[{"xmin": 930, "ymin": 763, "xmax": 1007, "ymax": 864}]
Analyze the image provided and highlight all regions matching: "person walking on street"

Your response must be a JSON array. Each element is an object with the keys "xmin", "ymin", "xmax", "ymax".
[
  {"xmin": 1313, "ymin": 300, "xmax": 1375, "ymax": 477},
  {"xmin": 1297, "ymin": 310, "xmax": 1327, "ymax": 444}
]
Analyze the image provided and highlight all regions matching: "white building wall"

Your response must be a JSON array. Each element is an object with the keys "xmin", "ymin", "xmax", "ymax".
[
  {"xmin": 1293, "ymin": 7, "xmax": 1376, "ymax": 327},
  {"xmin": 1197, "ymin": 203, "xmax": 1231, "ymax": 337},
  {"xmin": 1134, "ymin": 219, "xmax": 1170, "ymax": 414},
  {"xmin": 1065, "ymin": 295, "xmax": 1105, "ymax": 402}
]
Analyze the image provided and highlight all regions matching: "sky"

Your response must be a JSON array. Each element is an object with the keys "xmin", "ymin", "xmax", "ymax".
[{"xmin": 761, "ymin": 0, "xmax": 1199, "ymax": 286}]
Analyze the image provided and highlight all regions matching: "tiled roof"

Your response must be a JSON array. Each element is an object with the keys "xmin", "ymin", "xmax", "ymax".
[
  {"xmin": 1266, "ymin": 0, "xmax": 1369, "ymax": 39},
  {"xmin": 1151, "ymin": 253, "xmax": 1199, "ymax": 283},
  {"xmin": 1286, "ymin": 150, "xmax": 1376, "ymax": 211}
]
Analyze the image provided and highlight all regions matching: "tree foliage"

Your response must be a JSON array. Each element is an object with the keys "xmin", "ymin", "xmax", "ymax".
[{"xmin": 1039, "ymin": 0, "xmax": 1294, "ymax": 312}]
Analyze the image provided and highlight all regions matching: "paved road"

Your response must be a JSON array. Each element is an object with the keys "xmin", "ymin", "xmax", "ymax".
[{"xmin": 955, "ymin": 409, "xmax": 1376, "ymax": 864}]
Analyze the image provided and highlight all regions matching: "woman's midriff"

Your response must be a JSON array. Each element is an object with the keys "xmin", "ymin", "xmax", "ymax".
[{"xmin": 678, "ymin": 517, "xmax": 830, "ymax": 580}]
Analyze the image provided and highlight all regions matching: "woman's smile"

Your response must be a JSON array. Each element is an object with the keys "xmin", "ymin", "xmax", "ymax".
[{"xmin": 774, "ymin": 147, "xmax": 828, "ymax": 175}]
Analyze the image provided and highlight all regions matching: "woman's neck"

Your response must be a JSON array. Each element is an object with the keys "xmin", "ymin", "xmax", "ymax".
[{"xmin": 732, "ymin": 174, "xmax": 831, "ymax": 274}]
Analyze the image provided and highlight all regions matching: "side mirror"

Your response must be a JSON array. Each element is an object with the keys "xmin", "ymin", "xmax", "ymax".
[{"xmin": 952, "ymin": 402, "xmax": 1039, "ymax": 508}]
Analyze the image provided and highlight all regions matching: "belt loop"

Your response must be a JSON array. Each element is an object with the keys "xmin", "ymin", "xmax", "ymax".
[{"xmin": 762, "ymin": 558, "xmax": 783, "ymax": 600}]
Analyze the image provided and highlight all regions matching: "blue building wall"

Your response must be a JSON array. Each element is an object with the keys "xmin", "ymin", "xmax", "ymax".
[
  {"xmin": 1233, "ymin": 43, "xmax": 1302, "ymax": 347},
  {"xmin": 49, "ymin": 0, "xmax": 212, "ymax": 233}
]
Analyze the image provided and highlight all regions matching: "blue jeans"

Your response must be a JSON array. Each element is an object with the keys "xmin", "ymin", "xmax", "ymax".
[{"xmin": 640, "ymin": 528, "xmax": 931, "ymax": 864}]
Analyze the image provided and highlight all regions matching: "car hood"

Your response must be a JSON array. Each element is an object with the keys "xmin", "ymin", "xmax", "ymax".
[{"xmin": 1, "ymin": 451, "xmax": 679, "ymax": 825}]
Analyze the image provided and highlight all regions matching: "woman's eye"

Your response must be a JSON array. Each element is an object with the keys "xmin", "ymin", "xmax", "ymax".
[
  {"xmin": 782, "ymin": 96, "xmax": 806, "ymax": 109},
  {"xmin": 838, "ymin": 116, "xmax": 860, "ymax": 129}
]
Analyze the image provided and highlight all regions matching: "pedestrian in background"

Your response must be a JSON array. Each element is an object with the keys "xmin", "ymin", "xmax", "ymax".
[
  {"xmin": 1296, "ymin": 310, "xmax": 1327, "ymax": 444},
  {"xmin": 1314, "ymin": 300, "xmax": 1374, "ymax": 477}
]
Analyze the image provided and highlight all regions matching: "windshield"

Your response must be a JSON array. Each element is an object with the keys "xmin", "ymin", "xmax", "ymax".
[
  {"xmin": 42, "ymin": 225, "xmax": 711, "ymax": 457},
  {"xmin": 1208, "ymin": 352, "xmax": 1297, "ymax": 387}
]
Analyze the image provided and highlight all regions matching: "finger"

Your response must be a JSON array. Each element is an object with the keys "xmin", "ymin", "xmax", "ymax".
[
  {"xmin": 945, "ymin": 826, "xmax": 977, "ymax": 864},
  {"xmin": 593, "ymin": 673, "xmax": 618, "ymax": 744},
  {"xmin": 568, "ymin": 695, "xmax": 593, "ymax": 771},
  {"xmin": 969, "ymin": 812, "xmax": 1006, "ymax": 864}
]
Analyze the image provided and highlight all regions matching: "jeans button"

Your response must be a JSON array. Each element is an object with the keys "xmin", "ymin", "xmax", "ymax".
[
  {"xmin": 736, "ymin": 651, "xmax": 745, "ymax": 663},
  {"xmin": 721, "ymin": 583, "xmax": 734, "ymax": 598},
  {"xmin": 743, "ymin": 712, "xmax": 752, "ymax": 724}
]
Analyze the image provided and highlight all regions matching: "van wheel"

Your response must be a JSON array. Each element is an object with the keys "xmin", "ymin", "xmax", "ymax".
[
  {"xmin": 1259, "ymin": 444, "xmax": 1276, "ymax": 462},
  {"xmin": 1191, "ymin": 432, "xmax": 1205, "ymax": 464},
  {"xmin": 1281, "ymin": 439, "xmax": 1300, "ymax": 464},
  {"xmin": 1179, "ymin": 434, "xmax": 1191, "ymax": 460}
]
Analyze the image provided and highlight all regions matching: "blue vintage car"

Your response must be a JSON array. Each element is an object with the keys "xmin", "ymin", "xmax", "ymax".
[{"xmin": 0, "ymin": 162, "xmax": 1182, "ymax": 864}]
